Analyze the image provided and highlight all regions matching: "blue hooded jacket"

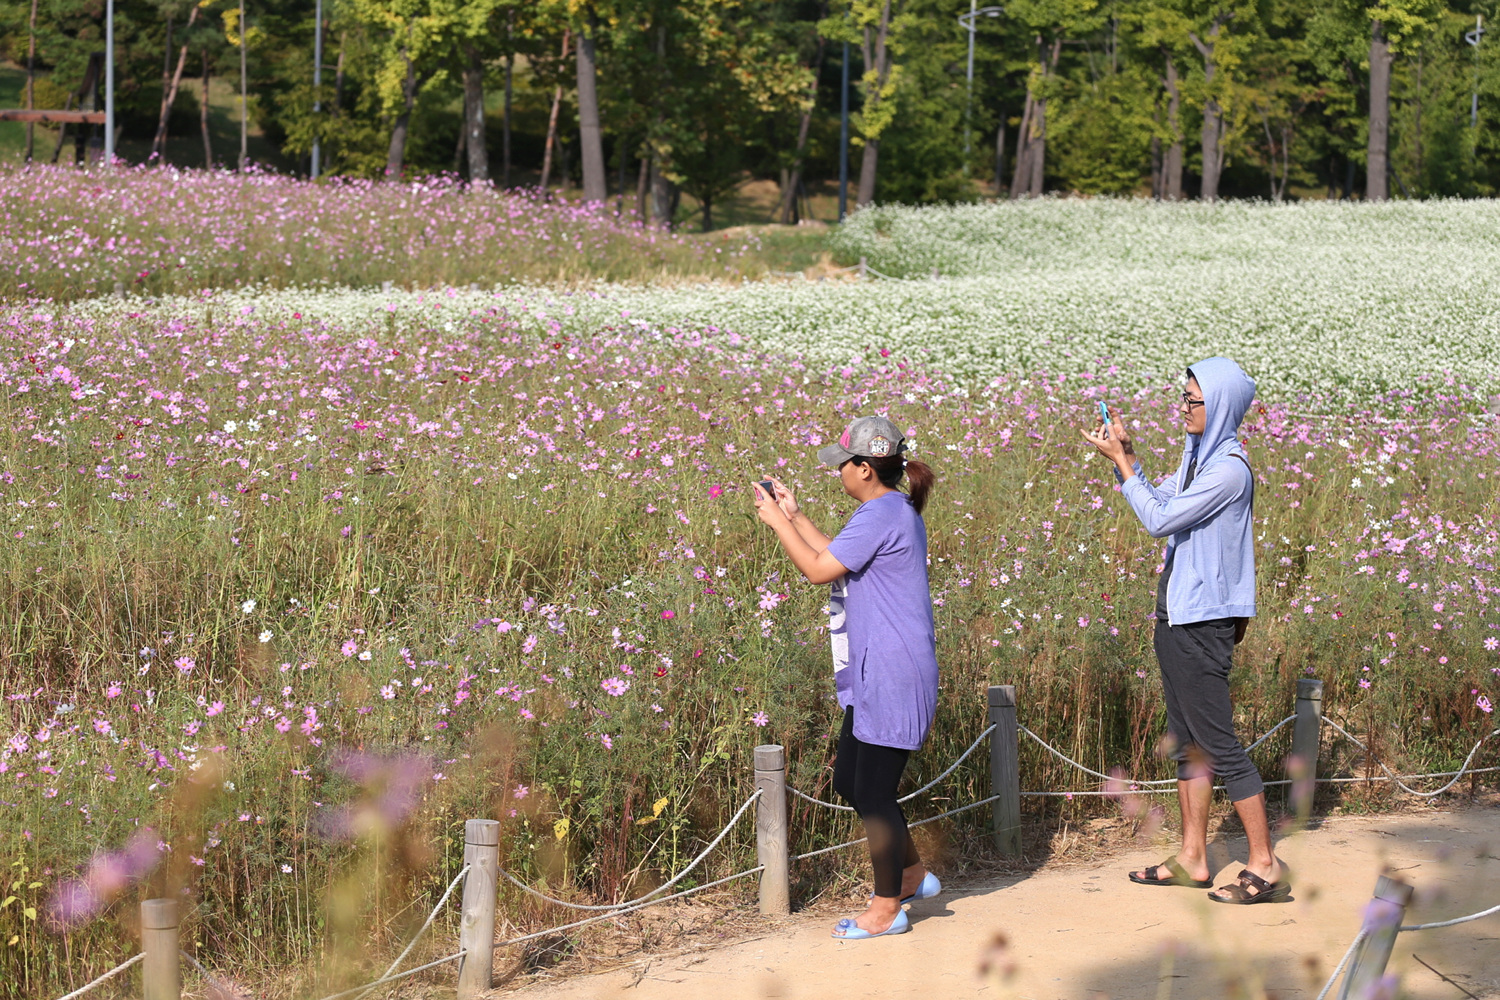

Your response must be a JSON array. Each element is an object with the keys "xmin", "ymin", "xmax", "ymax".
[{"xmin": 1119, "ymin": 356, "xmax": 1257, "ymax": 626}]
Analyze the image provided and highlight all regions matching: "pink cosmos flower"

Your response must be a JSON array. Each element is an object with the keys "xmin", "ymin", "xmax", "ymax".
[
  {"xmin": 751, "ymin": 711, "xmax": 769, "ymax": 727},
  {"xmin": 661, "ymin": 610, "xmax": 675, "ymax": 620},
  {"xmin": 340, "ymin": 640, "xmax": 359, "ymax": 657},
  {"xmin": 708, "ymin": 485, "xmax": 725, "ymax": 499},
  {"xmin": 1478, "ymin": 695, "xmax": 1493, "ymax": 714},
  {"xmin": 174, "ymin": 656, "xmax": 195, "ymax": 674}
]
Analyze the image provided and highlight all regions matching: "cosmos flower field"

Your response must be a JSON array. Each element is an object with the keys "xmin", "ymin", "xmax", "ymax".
[{"xmin": 0, "ymin": 175, "xmax": 1498, "ymax": 996}]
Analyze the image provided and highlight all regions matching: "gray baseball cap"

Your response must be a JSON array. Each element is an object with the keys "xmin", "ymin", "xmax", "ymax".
[{"xmin": 817, "ymin": 415, "xmax": 907, "ymax": 467}]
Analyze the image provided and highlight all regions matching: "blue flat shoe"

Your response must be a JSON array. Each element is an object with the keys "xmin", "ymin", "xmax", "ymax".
[
  {"xmin": 868, "ymin": 871, "xmax": 943, "ymax": 904},
  {"xmin": 904, "ymin": 871, "xmax": 942, "ymax": 902},
  {"xmin": 831, "ymin": 908, "xmax": 911, "ymax": 939}
]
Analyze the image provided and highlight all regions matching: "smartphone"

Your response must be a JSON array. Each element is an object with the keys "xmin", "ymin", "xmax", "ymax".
[
  {"xmin": 1099, "ymin": 401, "xmax": 1111, "ymax": 438},
  {"xmin": 758, "ymin": 479, "xmax": 775, "ymax": 496}
]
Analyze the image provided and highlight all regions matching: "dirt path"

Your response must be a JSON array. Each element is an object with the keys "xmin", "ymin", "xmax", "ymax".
[{"xmin": 500, "ymin": 805, "xmax": 1500, "ymax": 1000}]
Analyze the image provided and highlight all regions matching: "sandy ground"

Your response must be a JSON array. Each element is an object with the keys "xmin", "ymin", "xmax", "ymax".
[{"xmin": 496, "ymin": 804, "xmax": 1500, "ymax": 1000}]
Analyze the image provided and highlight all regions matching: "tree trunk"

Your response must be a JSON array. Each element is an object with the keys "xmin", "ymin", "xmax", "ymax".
[
  {"xmin": 1190, "ymin": 24, "xmax": 1225, "ymax": 202},
  {"xmin": 1367, "ymin": 20, "xmax": 1391, "ymax": 202},
  {"xmin": 1027, "ymin": 38, "xmax": 1060, "ymax": 198},
  {"xmin": 993, "ymin": 119, "xmax": 1005, "ymax": 196},
  {"xmin": 152, "ymin": 6, "xmax": 201, "ymax": 161},
  {"xmin": 538, "ymin": 31, "xmax": 570, "ymax": 194},
  {"xmin": 779, "ymin": 34, "xmax": 825, "ymax": 224},
  {"xmin": 635, "ymin": 154, "xmax": 649, "ymax": 219},
  {"xmin": 1163, "ymin": 54, "xmax": 1183, "ymax": 200},
  {"xmin": 384, "ymin": 45, "xmax": 419, "ymax": 180},
  {"xmin": 855, "ymin": 0, "xmax": 894, "ymax": 208},
  {"xmin": 463, "ymin": 44, "xmax": 488, "ymax": 183},
  {"xmin": 701, "ymin": 189, "xmax": 713, "ymax": 232},
  {"xmin": 23, "ymin": 0, "xmax": 37, "ymax": 161},
  {"xmin": 334, "ymin": 33, "xmax": 347, "ymax": 115},
  {"xmin": 502, "ymin": 37, "xmax": 513, "ymax": 187},
  {"xmin": 649, "ymin": 156, "xmax": 674, "ymax": 227},
  {"xmin": 577, "ymin": 21, "xmax": 607, "ymax": 204},
  {"xmin": 201, "ymin": 49, "xmax": 213, "ymax": 168},
  {"xmin": 1150, "ymin": 132, "xmax": 1162, "ymax": 199},
  {"xmin": 1009, "ymin": 91, "xmax": 1034, "ymax": 199}
]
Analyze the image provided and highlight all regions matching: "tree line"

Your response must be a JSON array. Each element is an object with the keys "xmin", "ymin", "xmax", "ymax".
[{"xmin": 3, "ymin": 0, "xmax": 1499, "ymax": 225}]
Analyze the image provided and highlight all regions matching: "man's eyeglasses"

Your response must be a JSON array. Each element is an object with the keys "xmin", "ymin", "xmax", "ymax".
[{"xmin": 1179, "ymin": 392, "xmax": 1205, "ymax": 408}]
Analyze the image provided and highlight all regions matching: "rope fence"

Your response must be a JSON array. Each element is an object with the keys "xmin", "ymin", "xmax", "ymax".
[
  {"xmin": 51, "ymin": 953, "xmax": 143, "ymax": 1000},
  {"xmin": 1318, "ymin": 876, "xmax": 1500, "ymax": 999},
  {"xmin": 47, "ymin": 676, "xmax": 1496, "ymax": 1000}
]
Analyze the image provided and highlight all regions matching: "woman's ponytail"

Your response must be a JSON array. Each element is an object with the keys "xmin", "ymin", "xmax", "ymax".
[
  {"xmin": 863, "ymin": 454, "xmax": 936, "ymax": 515},
  {"xmin": 903, "ymin": 459, "xmax": 934, "ymax": 515}
]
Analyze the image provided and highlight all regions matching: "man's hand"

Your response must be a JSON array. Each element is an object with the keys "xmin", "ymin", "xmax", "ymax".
[{"xmin": 1081, "ymin": 414, "xmax": 1136, "ymax": 477}]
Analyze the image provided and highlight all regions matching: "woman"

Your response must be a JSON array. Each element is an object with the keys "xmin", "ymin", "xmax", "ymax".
[
  {"xmin": 753, "ymin": 415, "xmax": 942, "ymax": 938},
  {"xmin": 1081, "ymin": 358, "xmax": 1287, "ymax": 904}
]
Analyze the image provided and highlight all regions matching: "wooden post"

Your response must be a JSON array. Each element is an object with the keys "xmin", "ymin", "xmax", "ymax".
[
  {"xmin": 988, "ymin": 685, "xmax": 1021, "ymax": 856},
  {"xmin": 858, "ymin": 256, "xmax": 868, "ymax": 279},
  {"xmin": 1338, "ymin": 874, "xmax": 1412, "ymax": 1000},
  {"xmin": 753, "ymin": 744, "xmax": 790, "ymax": 916},
  {"xmin": 140, "ymin": 898, "xmax": 180, "ymax": 1000},
  {"xmin": 457, "ymin": 819, "xmax": 499, "ymax": 998},
  {"xmin": 1290, "ymin": 678, "xmax": 1323, "ymax": 814}
]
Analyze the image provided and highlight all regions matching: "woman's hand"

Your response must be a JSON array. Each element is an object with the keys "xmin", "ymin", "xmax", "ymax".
[
  {"xmin": 753, "ymin": 481, "xmax": 790, "ymax": 527},
  {"xmin": 767, "ymin": 477, "xmax": 799, "ymax": 518}
]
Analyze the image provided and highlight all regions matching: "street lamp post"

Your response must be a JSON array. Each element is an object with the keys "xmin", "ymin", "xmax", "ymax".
[
  {"xmin": 838, "ymin": 40, "xmax": 850, "ymax": 221},
  {"xmin": 1467, "ymin": 15, "xmax": 1485, "ymax": 129},
  {"xmin": 104, "ymin": 0, "xmax": 114, "ymax": 166},
  {"xmin": 958, "ymin": 2, "xmax": 1004, "ymax": 174},
  {"xmin": 311, "ymin": 0, "xmax": 322, "ymax": 178}
]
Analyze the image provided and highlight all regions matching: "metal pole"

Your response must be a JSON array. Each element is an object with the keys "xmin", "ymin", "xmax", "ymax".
[
  {"xmin": 963, "ymin": 0, "xmax": 976, "ymax": 169},
  {"xmin": 311, "ymin": 0, "xmax": 322, "ymax": 179},
  {"xmin": 838, "ymin": 40, "xmax": 849, "ymax": 222},
  {"xmin": 140, "ymin": 899, "xmax": 181, "ymax": 1000},
  {"xmin": 1468, "ymin": 16, "xmax": 1484, "ymax": 129},
  {"xmin": 988, "ymin": 685, "xmax": 1021, "ymax": 855},
  {"xmin": 753, "ymin": 745, "xmax": 790, "ymax": 916},
  {"xmin": 104, "ymin": 0, "xmax": 114, "ymax": 166},
  {"xmin": 457, "ymin": 819, "xmax": 499, "ymax": 998},
  {"xmin": 1338, "ymin": 874, "xmax": 1413, "ymax": 1000},
  {"xmin": 239, "ymin": 0, "xmax": 248, "ymax": 171}
]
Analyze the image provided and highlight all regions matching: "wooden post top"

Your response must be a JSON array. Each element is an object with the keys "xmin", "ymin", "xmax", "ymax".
[
  {"xmin": 988, "ymin": 684, "xmax": 1016, "ymax": 708},
  {"xmin": 1373, "ymin": 874, "xmax": 1413, "ymax": 906},
  {"xmin": 140, "ymin": 898, "xmax": 179, "ymax": 929},
  {"xmin": 753, "ymin": 745, "xmax": 785, "ymax": 771},
  {"xmin": 1296, "ymin": 678, "xmax": 1324, "ymax": 700},
  {"xmin": 466, "ymin": 818, "xmax": 500, "ymax": 846}
]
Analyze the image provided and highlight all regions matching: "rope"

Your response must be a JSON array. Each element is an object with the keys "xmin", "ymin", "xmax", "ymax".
[
  {"xmin": 792, "ymin": 794, "xmax": 1002, "ymax": 861},
  {"xmin": 1315, "ymin": 930, "xmax": 1367, "ymax": 1000},
  {"xmin": 498, "ymin": 790, "xmax": 761, "ymax": 911},
  {"xmin": 788, "ymin": 725, "xmax": 997, "ymax": 813},
  {"xmin": 494, "ymin": 865, "xmax": 765, "ymax": 949},
  {"xmin": 350, "ymin": 863, "xmax": 469, "ymax": 1000},
  {"xmin": 1020, "ymin": 722, "xmax": 1182, "ymax": 785},
  {"xmin": 1401, "ymin": 901, "xmax": 1500, "ymax": 931},
  {"xmin": 180, "ymin": 950, "xmax": 237, "ymax": 999},
  {"xmin": 309, "ymin": 951, "xmax": 465, "ymax": 1000},
  {"xmin": 1321, "ymin": 718, "xmax": 1499, "ymax": 797},
  {"xmin": 51, "ymin": 954, "xmax": 143, "ymax": 1000}
]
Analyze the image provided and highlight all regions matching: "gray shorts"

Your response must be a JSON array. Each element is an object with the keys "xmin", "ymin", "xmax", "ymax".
[{"xmin": 1153, "ymin": 617, "xmax": 1264, "ymax": 802}]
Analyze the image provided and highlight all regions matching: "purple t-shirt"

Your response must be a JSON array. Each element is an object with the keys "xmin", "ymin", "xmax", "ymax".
[{"xmin": 825, "ymin": 491, "xmax": 939, "ymax": 750}]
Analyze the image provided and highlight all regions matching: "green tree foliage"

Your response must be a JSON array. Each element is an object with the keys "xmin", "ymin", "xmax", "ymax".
[{"xmin": 3, "ymin": 0, "xmax": 1500, "ymax": 207}]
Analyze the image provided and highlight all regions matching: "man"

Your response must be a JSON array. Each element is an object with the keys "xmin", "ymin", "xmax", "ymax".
[{"xmin": 1081, "ymin": 357, "xmax": 1288, "ymax": 904}]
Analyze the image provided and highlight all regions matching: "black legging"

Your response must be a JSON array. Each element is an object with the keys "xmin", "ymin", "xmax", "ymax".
[{"xmin": 831, "ymin": 706, "xmax": 921, "ymax": 899}]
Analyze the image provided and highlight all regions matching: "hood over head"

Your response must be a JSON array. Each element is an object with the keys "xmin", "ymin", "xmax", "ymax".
[{"xmin": 1179, "ymin": 356, "xmax": 1256, "ymax": 475}]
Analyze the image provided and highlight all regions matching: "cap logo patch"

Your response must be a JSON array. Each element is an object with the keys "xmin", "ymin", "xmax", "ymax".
[
  {"xmin": 868, "ymin": 436, "xmax": 892, "ymax": 457},
  {"xmin": 839, "ymin": 429, "xmax": 852, "ymax": 448}
]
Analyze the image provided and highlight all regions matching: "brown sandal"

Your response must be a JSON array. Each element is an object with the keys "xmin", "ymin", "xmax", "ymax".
[
  {"xmin": 1128, "ymin": 856, "xmax": 1212, "ymax": 888},
  {"xmin": 1208, "ymin": 868, "xmax": 1291, "ymax": 904}
]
